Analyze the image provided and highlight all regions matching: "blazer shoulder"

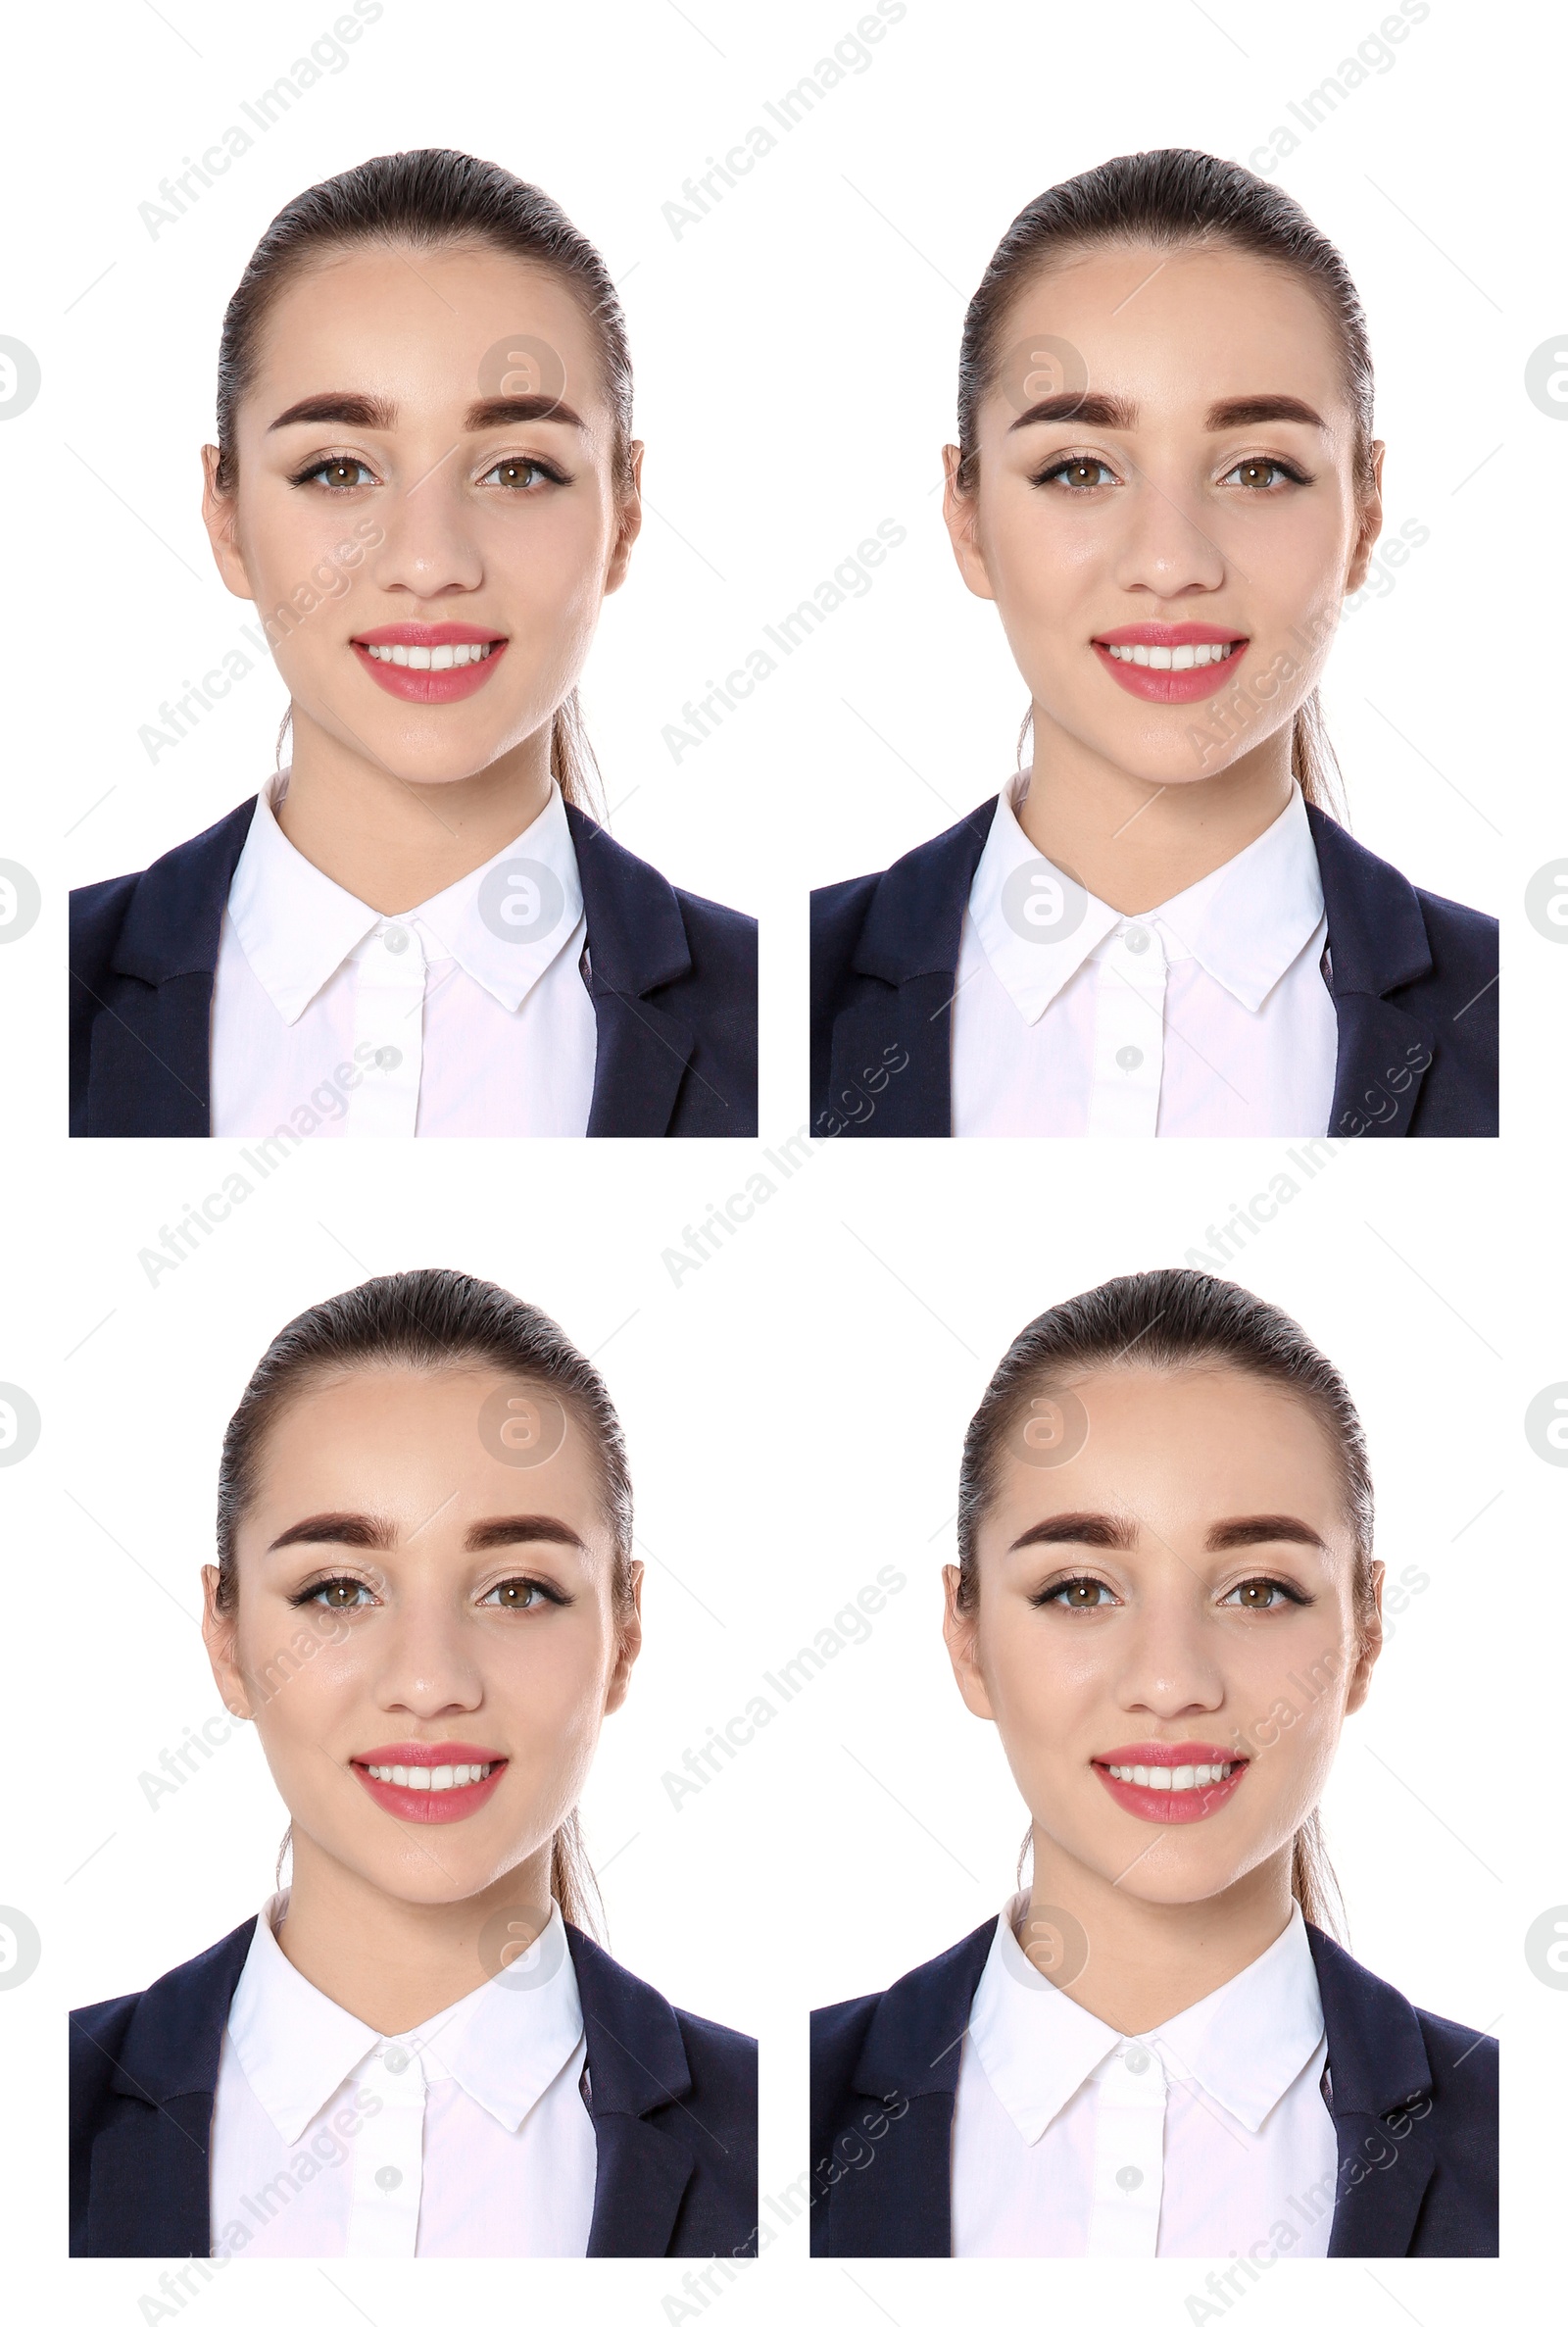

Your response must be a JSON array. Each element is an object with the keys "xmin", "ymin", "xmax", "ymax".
[
  {"xmin": 1411, "ymin": 881, "xmax": 1498, "ymax": 967},
  {"xmin": 669, "ymin": 883, "xmax": 758, "ymax": 973}
]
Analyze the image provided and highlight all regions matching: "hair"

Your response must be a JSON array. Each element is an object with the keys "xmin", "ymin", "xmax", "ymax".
[
  {"xmin": 213, "ymin": 147, "xmax": 637, "ymax": 816},
  {"xmin": 215, "ymin": 1267, "xmax": 637, "ymax": 1935},
  {"xmin": 956, "ymin": 1267, "xmax": 1378, "ymax": 1938},
  {"xmin": 955, "ymin": 147, "xmax": 1378, "ymax": 822}
]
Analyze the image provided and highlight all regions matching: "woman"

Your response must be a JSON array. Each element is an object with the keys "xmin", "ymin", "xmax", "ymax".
[
  {"xmin": 72, "ymin": 1269, "xmax": 757, "ymax": 2258},
  {"xmin": 810, "ymin": 150, "xmax": 1495, "ymax": 1139},
  {"xmin": 810, "ymin": 1269, "xmax": 1496, "ymax": 2257},
  {"xmin": 71, "ymin": 150, "xmax": 756, "ymax": 1139}
]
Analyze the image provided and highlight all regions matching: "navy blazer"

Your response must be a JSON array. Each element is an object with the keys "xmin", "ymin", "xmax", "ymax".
[
  {"xmin": 810, "ymin": 800, "xmax": 1497, "ymax": 1138},
  {"xmin": 72, "ymin": 799, "xmax": 757, "ymax": 1138},
  {"xmin": 72, "ymin": 1918, "xmax": 758, "ymax": 2258},
  {"xmin": 809, "ymin": 1917, "xmax": 1497, "ymax": 2257}
]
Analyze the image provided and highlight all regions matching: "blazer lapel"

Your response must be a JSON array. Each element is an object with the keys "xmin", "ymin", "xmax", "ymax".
[
  {"xmin": 830, "ymin": 801, "xmax": 998, "ymax": 1139},
  {"xmin": 565, "ymin": 1923, "xmax": 697, "ymax": 2256},
  {"xmin": 1309, "ymin": 807, "xmax": 1438, "ymax": 1140},
  {"xmin": 82, "ymin": 800, "xmax": 256, "ymax": 1139},
  {"xmin": 568, "ymin": 805, "xmax": 702, "ymax": 1138},
  {"xmin": 828, "ymin": 1918, "xmax": 995, "ymax": 2256},
  {"xmin": 1308, "ymin": 1924, "xmax": 1439, "ymax": 2256}
]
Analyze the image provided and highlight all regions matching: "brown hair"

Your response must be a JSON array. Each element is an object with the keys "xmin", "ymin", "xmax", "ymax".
[
  {"xmin": 956, "ymin": 1267, "xmax": 1378, "ymax": 1937},
  {"xmin": 213, "ymin": 147, "xmax": 636, "ymax": 816},
  {"xmin": 216, "ymin": 1267, "xmax": 637, "ymax": 1934},
  {"xmin": 955, "ymin": 147, "xmax": 1378, "ymax": 820}
]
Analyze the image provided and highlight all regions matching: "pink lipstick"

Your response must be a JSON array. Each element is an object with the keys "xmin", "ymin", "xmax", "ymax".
[
  {"xmin": 351, "ymin": 621, "xmax": 509, "ymax": 705},
  {"xmin": 1092, "ymin": 620, "xmax": 1249, "ymax": 705},
  {"xmin": 1091, "ymin": 1740, "xmax": 1249, "ymax": 1825},
  {"xmin": 350, "ymin": 1740, "xmax": 508, "ymax": 1824}
]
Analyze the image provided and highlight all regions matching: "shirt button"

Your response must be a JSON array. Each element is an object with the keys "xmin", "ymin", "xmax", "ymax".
[
  {"xmin": 382, "ymin": 2046, "xmax": 409, "ymax": 2073},
  {"xmin": 375, "ymin": 2165, "xmax": 403, "ymax": 2191},
  {"xmin": 1115, "ymin": 1045, "xmax": 1144, "ymax": 1073},
  {"xmin": 383, "ymin": 925, "xmax": 410, "ymax": 955},
  {"xmin": 1124, "ymin": 2048, "xmax": 1151, "ymax": 2074},
  {"xmin": 1116, "ymin": 2165, "xmax": 1144, "ymax": 2192},
  {"xmin": 1123, "ymin": 925, "xmax": 1151, "ymax": 954}
]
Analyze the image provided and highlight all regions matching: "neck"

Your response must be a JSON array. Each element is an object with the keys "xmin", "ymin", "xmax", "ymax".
[
  {"xmin": 1015, "ymin": 709, "xmax": 1297, "ymax": 916},
  {"xmin": 274, "ymin": 708, "xmax": 557, "ymax": 917},
  {"xmin": 272, "ymin": 1830, "xmax": 557, "ymax": 2035},
  {"xmin": 1019, "ymin": 1826, "xmax": 1298, "ymax": 2034}
]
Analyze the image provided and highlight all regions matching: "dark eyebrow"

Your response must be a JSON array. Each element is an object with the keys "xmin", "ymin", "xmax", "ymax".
[
  {"xmin": 267, "ymin": 391, "xmax": 584, "ymax": 434},
  {"xmin": 1007, "ymin": 1511, "xmax": 1139, "ymax": 1554},
  {"xmin": 267, "ymin": 1511, "xmax": 396, "ymax": 1554},
  {"xmin": 1206, "ymin": 1515, "xmax": 1330, "ymax": 1555},
  {"xmin": 1008, "ymin": 390, "xmax": 1135, "ymax": 434},
  {"xmin": 465, "ymin": 1515, "xmax": 588, "ymax": 1556},
  {"xmin": 1203, "ymin": 394, "xmax": 1325, "ymax": 431}
]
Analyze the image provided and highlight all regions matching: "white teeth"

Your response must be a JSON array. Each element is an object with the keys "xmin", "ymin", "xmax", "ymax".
[
  {"xmin": 367, "ymin": 1760, "xmax": 494, "ymax": 1789},
  {"xmin": 1104, "ymin": 640, "xmax": 1239, "ymax": 668},
  {"xmin": 364, "ymin": 641, "xmax": 497, "ymax": 668},
  {"xmin": 1106, "ymin": 1760, "xmax": 1239, "ymax": 1788}
]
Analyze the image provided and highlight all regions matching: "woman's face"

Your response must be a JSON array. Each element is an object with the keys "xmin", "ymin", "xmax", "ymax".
[
  {"xmin": 202, "ymin": 240, "xmax": 641, "ymax": 787},
  {"xmin": 945, "ymin": 1363, "xmax": 1382, "ymax": 1910},
  {"xmin": 203, "ymin": 1364, "xmax": 640, "ymax": 1906},
  {"xmin": 943, "ymin": 241, "xmax": 1383, "ymax": 789}
]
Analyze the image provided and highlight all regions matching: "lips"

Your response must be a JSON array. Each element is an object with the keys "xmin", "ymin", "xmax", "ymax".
[
  {"xmin": 1091, "ymin": 1741, "xmax": 1249, "ymax": 1825},
  {"xmin": 350, "ymin": 1741, "xmax": 509, "ymax": 1825},
  {"xmin": 350, "ymin": 621, "xmax": 509, "ymax": 705},
  {"xmin": 1091, "ymin": 620, "xmax": 1250, "ymax": 705}
]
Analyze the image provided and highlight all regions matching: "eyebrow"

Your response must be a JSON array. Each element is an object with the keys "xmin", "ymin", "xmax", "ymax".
[
  {"xmin": 1005, "ymin": 1510, "xmax": 1329, "ymax": 1556},
  {"xmin": 1007, "ymin": 390, "xmax": 1327, "ymax": 434},
  {"xmin": 266, "ymin": 1510, "xmax": 588, "ymax": 1555},
  {"xmin": 267, "ymin": 392, "xmax": 584, "ymax": 434}
]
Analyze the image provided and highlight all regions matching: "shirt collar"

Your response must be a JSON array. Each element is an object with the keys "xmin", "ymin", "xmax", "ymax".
[
  {"xmin": 969, "ymin": 1894, "xmax": 1325, "ymax": 2146},
  {"xmin": 966, "ymin": 776, "xmax": 1325, "ymax": 1024},
  {"xmin": 226, "ymin": 1890, "xmax": 585, "ymax": 2146},
  {"xmin": 224, "ymin": 773, "xmax": 585, "ymax": 1024}
]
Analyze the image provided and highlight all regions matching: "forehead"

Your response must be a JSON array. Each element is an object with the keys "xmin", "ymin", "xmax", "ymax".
[
  {"xmin": 979, "ymin": 1362, "xmax": 1351, "ymax": 1549},
  {"xmin": 242, "ymin": 1363, "xmax": 607, "ymax": 1539},
  {"xmin": 245, "ymin": 240, "xmax": 612, "ymax": 424},
  {"xmin": 988, "ymin": 240, "xmax": 1350, "ymax": 426}
]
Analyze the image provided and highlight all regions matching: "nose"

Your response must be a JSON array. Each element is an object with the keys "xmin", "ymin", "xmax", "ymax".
[
  {"xmin": 1108, "ymin": 457, "xmax": 1228, "ymax": 605},
  {"xmin": 368, "ymin": 1589, "xmax": 485, "ymax": 1722},
  {"xmin": 365, "ymin": 459, "xmax": 486, "ymax": 602},
  {"xmin": 1111, "ymin": 1587, "xmax": 1227, "ymax": 1725}
]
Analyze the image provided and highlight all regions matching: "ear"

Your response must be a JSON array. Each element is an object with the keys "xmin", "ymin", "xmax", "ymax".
[
  {"xmin": 1342, "ymin": 439, "xmax": 1385, "ymax": 598},
  {"xmin": 1343, "ymin": 1558, "xmax": 1384, "ymax": 1716},
  {"xmin": 603, "ymin": 1559, "xmax": 643, "ymax": 1714},
  {"xmin": 603, "ymin": 440, "xmax": 644, "ymax": 596},
  {"xmin": 201, "ymin": 1562, "xmax": 255, "ymax": 1720},
  {"xmin": 942, "ymin": 1562, "xmax": 997, "ymax": 1721},
  {"xmin": 941, "ymin": 443, "xmax": 997, "ymax": 603},
  {"xmin": 200, "ymin": 445, "xmax": 257, "ymax": 604}
]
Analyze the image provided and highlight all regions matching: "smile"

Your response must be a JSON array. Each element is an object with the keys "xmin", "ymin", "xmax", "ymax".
[
  {"xmin": 351, "ymin": 1748, "xmax": 509, "ymax": 1824},
  {"xmin": 1092, "ymin": 1744, "xmax": 1249, "ymax": 1824},
  {"xmin": 1092, "ymin": 625, "xmax": 1249, "ymax": 705},
  {"xmin": 351, "ymin": 625, "xmax": 509, "ymax": 705}
]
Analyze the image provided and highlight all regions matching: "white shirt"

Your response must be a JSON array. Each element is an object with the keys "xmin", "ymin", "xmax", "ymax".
[
  {"xmin": 208, "ymin": 1892, "xmax": 598, "ymax": 2258},
  {"xmin": 951, "ymin": 1897, "xmax": 1338, "ymax": 2258},
  {"xmin": 210, "ymin": 776, "xmax": 598, "ymax": 1138},
  {"xmin": 950, "ymin": 777, "xmax": 1339, "ymax": 1137}
]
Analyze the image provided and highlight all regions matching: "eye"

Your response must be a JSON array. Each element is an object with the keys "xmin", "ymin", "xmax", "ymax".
[
  {"xmin": 479, "ymin": 456, "xmax": 568, "ymax": 491},
  {"xmin": 1220, "ymin": 1576, "xmax": 1308, "ymax": 1611},
  {"xmin": 1220, "ymin": 456, "xmax": 1311, "ymax": 491},
  {"xmin": 291, "ymin": 456, "xmax": 376, "ymax": 491},
  {"xmin": 293, "ymin": 1574, "xmax": 375, "ymax": 1610},
  {"xmin": 1033, "ymin": 455, "xmax": 1118, "ymax": 492},
  {"xmin": 1034, "ymin": 1574, "xmax": 1119, "ymax": 1610},
  {"xmin": 478, "ymin": 1575, "xmax": 566, "ymax": 1611}
]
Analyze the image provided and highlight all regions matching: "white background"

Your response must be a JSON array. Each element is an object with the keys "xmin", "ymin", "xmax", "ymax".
[{"xmin": 2, "ymin": 0, "xmax": 1562, "ymax": 2318}]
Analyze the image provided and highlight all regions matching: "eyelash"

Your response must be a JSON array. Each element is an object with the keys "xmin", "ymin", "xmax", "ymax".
[
  {"xmin": 1030, "ymin": 1571, "xmax": 1313, "ymax": 1612},
  {"xmin": 1029, "ymin": 453, "xmax": 1314, "ymax": 494},
  {"xmin": 286, "ymin": 453, "xmax": 571, "ymax": 493},
  {"xmin": 287, "ymin": 1571, "xmax": 571, "ymax": 1613}
]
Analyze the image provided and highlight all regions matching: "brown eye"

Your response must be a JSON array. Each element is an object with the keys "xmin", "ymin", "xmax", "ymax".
[
  {"xmin": 1056, "ymin": 1579, "xmax": 1107, "ymax": 1609},
  {"xmin": 487, "ymin": 1579, "xmax": 542, "ymax": 1610},
  {"xmin": 1235, "ymin": 460, "xmax": 1279, "ymax": 488},
  {"xmin": 318, "ymin": 460, "xmax": 366, "ymax": 489},
  {"xmin": 1233, "ymin": 1580, "xmax": 1280, "ymax": 1610},
  {"xmin": 319, "ymin": 1579, "xmax": 365, "ymax": 1609}
]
